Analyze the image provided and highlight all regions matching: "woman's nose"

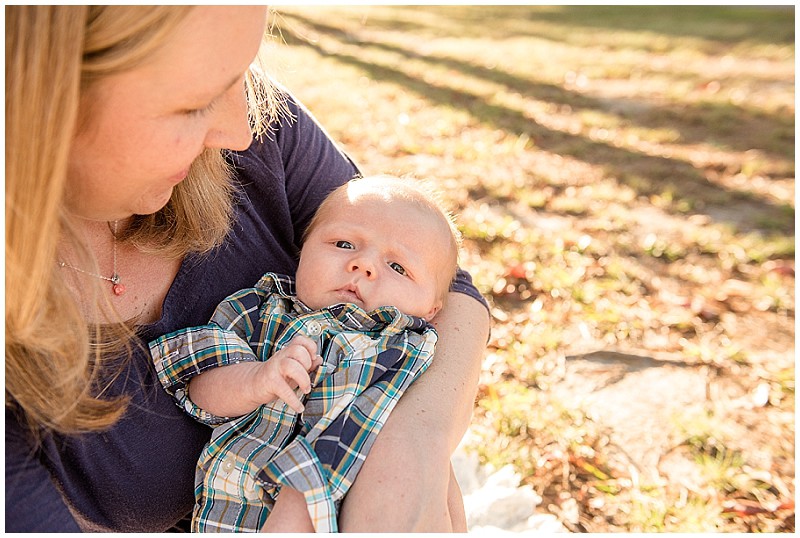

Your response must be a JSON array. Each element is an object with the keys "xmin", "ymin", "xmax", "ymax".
[{"xmin": 203, "ymin": 79, "xmax": 253, "ymax": 151}]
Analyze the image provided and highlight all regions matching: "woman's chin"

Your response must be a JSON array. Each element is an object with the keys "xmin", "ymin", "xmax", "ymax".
[{"xmin": 136, "ymin": 188, "xmax": 175, "ymax": 216}]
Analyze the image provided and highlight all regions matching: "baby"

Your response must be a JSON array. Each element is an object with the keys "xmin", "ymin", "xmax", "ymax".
[{"xmin": 150, "ymin": 175, "xmax": 461, "ymax": 532}]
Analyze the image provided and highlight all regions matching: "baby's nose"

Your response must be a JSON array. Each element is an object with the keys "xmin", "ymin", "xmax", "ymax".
[{"xmin": 349, "ymin": 257, "xmax": 375, "ymax": 278}]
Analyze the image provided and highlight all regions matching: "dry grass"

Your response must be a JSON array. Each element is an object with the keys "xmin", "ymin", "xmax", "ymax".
[{"xmin": 267, "ymin": 5, "xmax": 794, "ymax": 532}]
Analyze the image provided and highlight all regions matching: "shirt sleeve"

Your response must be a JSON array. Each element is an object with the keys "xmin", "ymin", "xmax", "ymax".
[
  {"xmin": 452, "ymin": 267, "xmax": 489, "ymax": 311},
  {"xmin": 4, "ymin": 407, "xmax": 82, "ymax": 532},
  {"xmin": 149, "ymin": 325, "xmax": 259, "ymax": 426}
]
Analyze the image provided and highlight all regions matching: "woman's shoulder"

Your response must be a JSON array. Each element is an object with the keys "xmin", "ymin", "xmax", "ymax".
[{"xmin": 231, "ymin": 88, "xmax": 359, "ymax": 185}]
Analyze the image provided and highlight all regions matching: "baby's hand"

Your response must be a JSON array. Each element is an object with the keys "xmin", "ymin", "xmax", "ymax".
[{"xmin": 253, "ymin": 335, "xmax": 322, "ymax": 413}]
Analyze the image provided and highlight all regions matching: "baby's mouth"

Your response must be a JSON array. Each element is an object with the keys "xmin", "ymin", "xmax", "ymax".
[{"xmin": 337, "ymin": 284, "xmax": 363, "ymax": 303}]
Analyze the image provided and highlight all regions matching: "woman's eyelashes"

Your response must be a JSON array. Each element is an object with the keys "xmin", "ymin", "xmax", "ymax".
[
  {"xmin": 183, "ymin": 100, "xmax": 217, "ymax": 117},
  {"xmin": 184, "ymin": 77, "xmax": 244, "ymax": 117}
]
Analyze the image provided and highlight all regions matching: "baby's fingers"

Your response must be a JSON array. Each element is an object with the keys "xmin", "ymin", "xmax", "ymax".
[
  {"xmin": 272, "ymin": 380, "xmax": 306, "ymax": 414},
  {"xmin": 285, "ymin": 335, "xmax": 320, "ymax": 371},
  {"xmin": 280, "ymin": 359, "xmax": 314, "ymax": 396}
]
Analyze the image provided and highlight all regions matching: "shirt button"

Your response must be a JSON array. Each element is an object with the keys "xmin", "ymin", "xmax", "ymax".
[
  {"xmin": 306, "ymin": 320, "xmax": 322, "ymax": 336},
  {"xmin": 222, "ymin": 456, "xmax": 235, "ymax": 474}
]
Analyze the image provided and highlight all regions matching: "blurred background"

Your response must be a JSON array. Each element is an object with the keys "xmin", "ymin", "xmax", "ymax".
[{"xmin": 267, "ymin": 5, "xmax": 794, "ymax": 532}]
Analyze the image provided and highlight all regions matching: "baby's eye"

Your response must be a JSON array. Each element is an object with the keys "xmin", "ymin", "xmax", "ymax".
[
  {"xmin": 389, "ymin": 262, "xmax": 407, "ymax": 276},
  {"xmin": 335, "ymin": 240, "xmax": 354, "ymax": 249}
]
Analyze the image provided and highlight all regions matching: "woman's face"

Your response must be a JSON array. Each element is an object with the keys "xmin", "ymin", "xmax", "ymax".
[{"xmin": 67, "ymin": 6, "xmax": 267, "ymax": 221}]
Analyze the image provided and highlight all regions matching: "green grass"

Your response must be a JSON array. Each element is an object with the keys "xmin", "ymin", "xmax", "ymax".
[{"xmin": 268, "ymin": 5, "xmax": 795, "ymax": 532}]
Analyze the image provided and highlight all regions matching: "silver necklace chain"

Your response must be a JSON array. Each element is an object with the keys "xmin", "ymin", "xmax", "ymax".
[{"xmin": 58, "ymin": 220, "xmax": 124, "ymax": 291}]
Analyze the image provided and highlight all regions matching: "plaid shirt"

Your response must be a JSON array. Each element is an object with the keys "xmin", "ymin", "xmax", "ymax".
[{"xmin": 150, "ymin": 273, "xmax": 436, "ymax": 532}]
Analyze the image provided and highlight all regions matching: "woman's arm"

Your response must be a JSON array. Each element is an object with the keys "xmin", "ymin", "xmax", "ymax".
[{"xmin": 338, "ymin": 291, "xmax": 489, "ymax": 531}]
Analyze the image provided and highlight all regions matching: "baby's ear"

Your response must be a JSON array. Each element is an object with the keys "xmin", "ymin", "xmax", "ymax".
[{"xmin": 424, "ymin": 299, "xmax": 443, "ymax": 321}]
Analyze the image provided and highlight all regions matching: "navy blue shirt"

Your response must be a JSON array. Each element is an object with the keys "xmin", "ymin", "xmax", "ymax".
[{"xmin": 5, "ymin": 95, "xmax": 485, "ymax": 532}]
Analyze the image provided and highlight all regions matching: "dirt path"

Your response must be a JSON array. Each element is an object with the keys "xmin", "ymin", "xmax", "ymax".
[
  {"xmin": 456, "ymin": 341, "xmax": 794, "ymax": 532},
  {"xmin": 455, "ymin": 348, "xmax": 716, "ymax": 533}
]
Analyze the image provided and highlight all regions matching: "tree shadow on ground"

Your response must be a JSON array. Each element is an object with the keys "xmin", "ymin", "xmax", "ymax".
[
  {"xmin": 286, "ymin": 14, "xmax": 794, "ymax": 162},
  {"xmin": 362, "ymin": 5, "xmax": 796, "ymax": 46},
  {"xmin": 277, "ymin": 13, "xmax": 794, "ymax": 234}
]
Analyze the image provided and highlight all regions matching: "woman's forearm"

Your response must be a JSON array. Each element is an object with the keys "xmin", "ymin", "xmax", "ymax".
[
  {"xmin": 339, "ymin": 291, "xmax": 490, "ymax": 531},
  {"xmin": 416, "ymin": 291, "xmax": 490, "ymax": 449}
]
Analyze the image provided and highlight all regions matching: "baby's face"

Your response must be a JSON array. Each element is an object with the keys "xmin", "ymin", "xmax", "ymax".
[{"xmin": 295, "ymin": 197, "xmax": 450, "ymax": 319}]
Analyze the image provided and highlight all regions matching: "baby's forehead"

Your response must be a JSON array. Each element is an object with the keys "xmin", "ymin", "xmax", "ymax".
[
  {"xmin": 322, "ymin": 180, "xmax": 456, "ymax": 248},
  {"xmin": 322, "ymin": 187, "xmax": 414, "ymax": 217},
  {"xmin": 326, "ymin": 194, "xmax": 449, "ymax": 241},
  {"xmin": 337, "ymin": 194, "xmax": 443, "ymax": 230}
]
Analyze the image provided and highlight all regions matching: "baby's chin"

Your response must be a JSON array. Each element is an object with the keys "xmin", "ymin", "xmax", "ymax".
[
  {"xmin": 297, "ymin": 290, "xmax": 434, "ymax": 318},
  {"xmin": 296, "ymin": 291, "xmax": 358, "ymax": 311}
]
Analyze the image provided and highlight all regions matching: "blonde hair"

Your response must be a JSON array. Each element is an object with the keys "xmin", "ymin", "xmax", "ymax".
[
  {"xmin": 5, "ymin": 6, "xmax": 282, "ymax": 434},
  {"xmin": 304, "ymin": 175, "xmax": 462, "ymax": 301}
]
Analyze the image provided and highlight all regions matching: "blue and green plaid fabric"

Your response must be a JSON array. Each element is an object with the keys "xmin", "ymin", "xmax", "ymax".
[{"xmin": 150, "ymin": 273, "xmax": 436, "ymax": 532}]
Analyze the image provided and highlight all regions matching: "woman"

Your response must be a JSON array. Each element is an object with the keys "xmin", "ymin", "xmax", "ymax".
[{"xmin": 5, "ymin": 5, "xmax": 489, "ymax": 532}]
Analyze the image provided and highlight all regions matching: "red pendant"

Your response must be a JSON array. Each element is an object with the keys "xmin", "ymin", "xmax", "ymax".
[{"xmin": 113, "ymin": 283, "xmax": 126, "ymax": 296}]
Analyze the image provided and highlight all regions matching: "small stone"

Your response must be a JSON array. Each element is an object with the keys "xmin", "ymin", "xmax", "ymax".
[{"xmin": 113, "ymin": 283, "xmax": 126, "ymax": 296}]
